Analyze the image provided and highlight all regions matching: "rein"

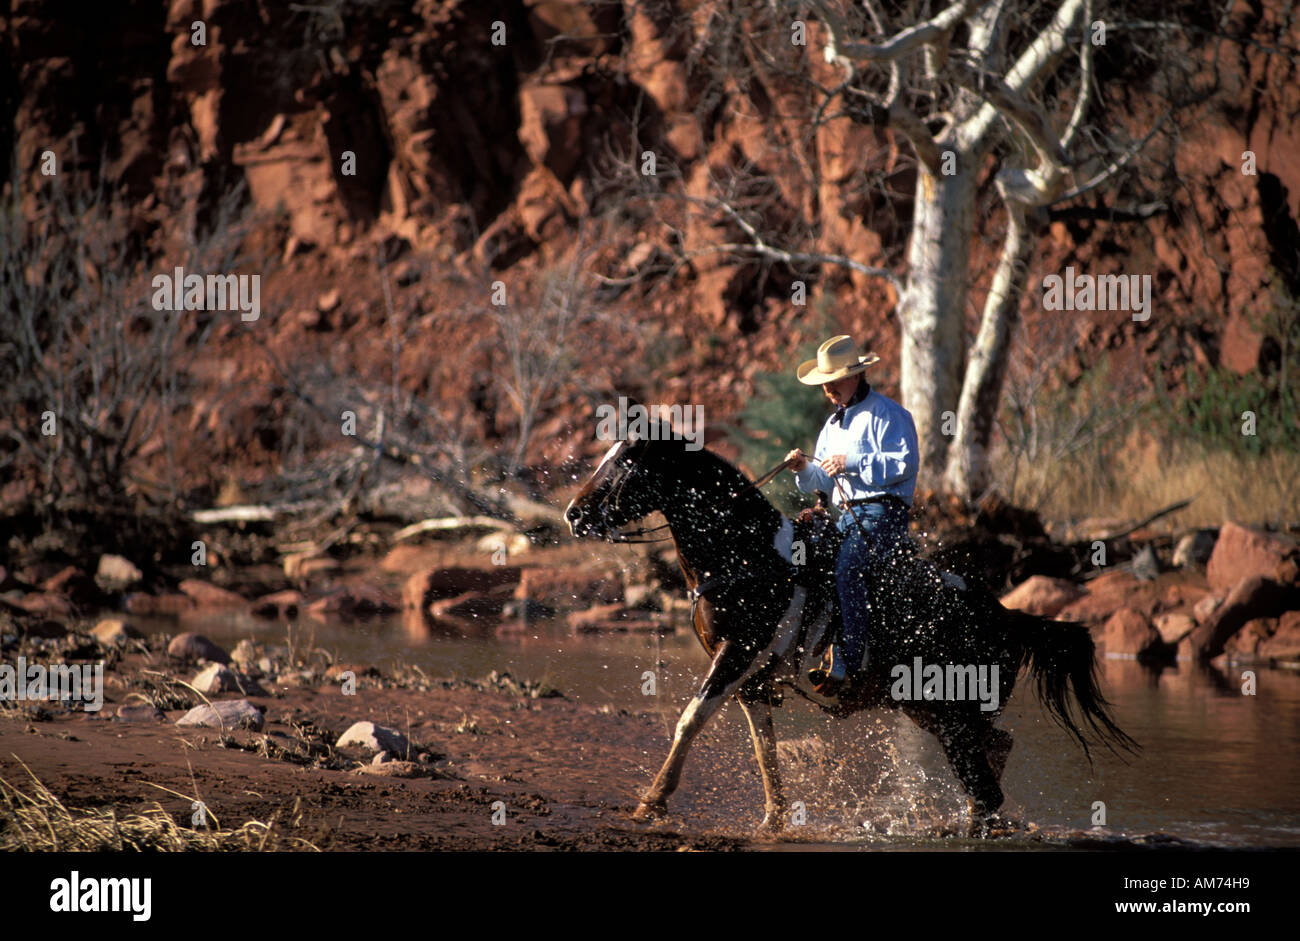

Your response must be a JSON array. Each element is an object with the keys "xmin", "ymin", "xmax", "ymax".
[{"xmin": 597, "ymin": 453, "xmax": 798, "ymax": 544}]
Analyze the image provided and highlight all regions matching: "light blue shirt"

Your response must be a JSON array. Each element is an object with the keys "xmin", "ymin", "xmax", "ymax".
[{"xmin": 794, "ymin": 387, "xmax": 920, "ymax": 507}]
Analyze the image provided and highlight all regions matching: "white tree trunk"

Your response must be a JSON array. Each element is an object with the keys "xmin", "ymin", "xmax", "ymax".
[
  {"xmin": 943, "ymin": 204, "xmax": 1035, "ymax": 497},
  {"xmin": 899, "ymin": 162, "xmax": 976, "ymax": 476}
]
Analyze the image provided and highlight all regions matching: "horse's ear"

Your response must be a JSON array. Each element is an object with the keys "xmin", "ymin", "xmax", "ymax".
[{"xmin": 621, "ymin": 395, "xmax": 648, "ymax": 444}]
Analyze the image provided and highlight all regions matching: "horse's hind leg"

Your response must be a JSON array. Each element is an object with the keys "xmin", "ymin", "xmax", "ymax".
[
  {"xmin": 736, "ymin": 691, "xmax": 786, "ymax": 833},
  {"xmin": 933, "ymin": 712, "xmax": 1006, "ymax": 823},
  {"xmin": 986, "ymin": 727, "xmax": 1013, "ymax": 783}
]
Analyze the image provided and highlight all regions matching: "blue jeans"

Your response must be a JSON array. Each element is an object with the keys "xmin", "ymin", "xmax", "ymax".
[{"xmin": 835, "ymin": 501, "xmax": 909, "ymax": 674}]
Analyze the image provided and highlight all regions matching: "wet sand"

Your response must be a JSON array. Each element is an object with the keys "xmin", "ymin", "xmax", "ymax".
[{"xmin": 5, "ymin": 639, "xmax": 1266, "ymax": 852}]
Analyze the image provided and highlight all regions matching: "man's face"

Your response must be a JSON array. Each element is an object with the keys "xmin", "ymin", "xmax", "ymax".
[{"xmin": 822, "ymin": 374, "xmax": 861, "ymax": 406}]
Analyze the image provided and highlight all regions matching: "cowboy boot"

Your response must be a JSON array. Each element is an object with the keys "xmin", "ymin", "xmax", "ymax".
[{"xmin": 808, "ymin": 643, "xmax": 849, "ymax": 696}]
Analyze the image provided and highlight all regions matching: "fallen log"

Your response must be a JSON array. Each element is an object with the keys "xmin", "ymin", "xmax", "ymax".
[
  {"xmin": 393, "ymin": 516, "xmax": 517, "ymax": 543},
  {"xmin": 1098, "ymin": 497, "xmax": 1194, "ymax": 542},
  {"xmin": 191, "ymin": 505, "xmax": 277, "ymax": 524}
]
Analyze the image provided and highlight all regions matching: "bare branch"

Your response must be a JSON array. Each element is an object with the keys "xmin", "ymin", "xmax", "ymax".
[
  {"xmin": 1053, "ymin": 113, "xmax": 1171, "ymax": 203},
  {"xmin": 964, "ymin": 0, "xmax": 1086, "ymax": 145},
  {"xmin": 810, "ymin": 0, "xmax": 979, "ymax": 64},
  {"xmin": 685, "ymin": 241, "xmax": 904, "ymax": 296},
  {"xmin": 1061, "ymin": 0, "xmax": 1094, "ymax": 151},
  {"xmin": 953, "ymin": 61, "xmax": 1070, "ymax": 173},
  {"xmin": 1047, "ymin": 201, "xmax": 1168, "ymax": 223}
]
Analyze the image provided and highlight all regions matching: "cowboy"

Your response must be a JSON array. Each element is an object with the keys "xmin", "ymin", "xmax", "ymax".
[{"xmin": 785, "ymin": 335, "xmax": 919, "ymax": 694}]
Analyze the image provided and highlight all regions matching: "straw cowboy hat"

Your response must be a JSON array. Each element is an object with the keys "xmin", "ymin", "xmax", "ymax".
[{"xmin": 796, "ymin": 335, "xmax": 881, "ymax": 385}]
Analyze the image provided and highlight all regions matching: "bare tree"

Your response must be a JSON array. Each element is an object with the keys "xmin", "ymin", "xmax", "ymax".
[
  {"xmin": 599, "ymin": 0, "xmax": 1268, "ymax": 501},
  {"xmin": 806, "ymin": 0, "xmax": 1185, "ymax": 498},
  {"xmin": 0, "ymin": 168, "xmax": 249, "ymax": 517}
]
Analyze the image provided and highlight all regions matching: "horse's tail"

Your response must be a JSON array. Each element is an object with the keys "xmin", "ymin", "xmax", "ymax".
[{"xmin": 1010, "ymin": 609, "xmax": 1140, "ymax": 764}]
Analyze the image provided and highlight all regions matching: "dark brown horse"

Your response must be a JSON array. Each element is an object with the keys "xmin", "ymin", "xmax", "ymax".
[{"xmin": 564, "ymin": 428, "xmax": 1136, "ymax": 834}]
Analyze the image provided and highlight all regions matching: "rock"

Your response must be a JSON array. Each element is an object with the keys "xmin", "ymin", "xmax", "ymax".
[
  {"xmin": 115, "ymin": 704, "xmax": 165, "ymax": 722},
  {"xmin": 403, "ymin": 566, "xmax": 522, "ymax": 610},
  {"xmin": 324, "ymin": 663, "xmax": 379, "ymax": 682},
  {"xmin": 353, "ymin": 760, "xmax": 423, "ymax": 778},
  {"xmin": 567, "ymin": 602, "xmax": 628, "ymax": 630},
  {"xmin": 1056, "ymin": 572, "xmax": 1154, "ymax": 625},
  {"xmin": 513, "ymin": 566, "xmax": 622, "ymax": 609},
  {"xmin": 96, "ymin": 554, "xmax": 142, "ymax": 591},
  {"xmin": 1096, "ymin": 608, "xmax": 1162, "ymax": 658},
  {"xmin": 336, "ymin": 721, "xmax": 412, "ymax": 758},
  {"xmin": 14, "ymin": 592, "xmax": 74, "ymax": 617},
  {"xmin": 251, "ymin": 589, "xmax": 304, "ymax": 618},
  {"xmin": 430, "ymin": 590, "xmax": 512, "ymax": 626},
  {"xmin": 166, "ymin": 632, "xmax": 231, "ymax": 664},
  {"xmin": 317, "ymin": 288, "xmax": 340, "ymax": 312},
  {"xmin": 1130, "ymin": 544, "xmax": 1160, "ymax": 581},
  {"xmin": 518, "ymin": 83, "xmax": 586, "ymax": 181},
  {"xmin": 125, "ymin": 592, "xmax": 195, "ymax": 616},
  {"xmin": 1187, "ymin": 576, "xmax": 1300, "ymax": 661},
  {"xmin": 90, "ymin": 618, "xmax": 143, "ymax": 645},
  {"xmin": 41, "ymin": 567, "xmax": 103, "ymax": 606},
  {"xmin": 176, "ymin": 700, "xmax": 264, "ymax": 732},
  {"xmin": 1173, "ymin": 530, "xmax": 1218, "ymax": 569},
  {"xmin": 191, "ymin": 663, "xmax": 243, "ymax": 694},
  {"xmin": 1193, "ymin": 594, "xmax": 1222, "ymax": 623},
  {"xmin": 500, "ymin": 598, "xmax": 556, "ymax": 620},
  {"xmin": 1206, "ymin": 522, "xmax": 1299, "ymax": 593},
  {"xmin": 378, "ymin": 545, "xmax": 440, "ymax": 574},
  {"xmin": 473, "ymin": 531, "xmax": 531, "ymax": 557},
  {"xmin": 1154, "ymin": 613, "xmax": 1196, "ymax": 646},
  {"xmin": 1162, "ymin": 581, "xmax": 1210, "ymax": 610},
  {"xmin": 304, "ymin": 584, "xmax": 399, "ymax": 619},
  {"xmin": 1000, "ymin": 576, "xmax": 1085, "ymax": 617},
  {"xmin": 230, "ymin": 638, "xmax": 259, "ymax": 667},
  {"xmin": 284, "ymin": 552, "xmax": 339, "ymax": 580},
  {"xmin": 178, "ymin": 579, "xmax": 247, "ymax": 610},
  {"xmin": 273, "ymin": 669, "xmax": 316, "ymax": 688},
  {"xmin": 1225, "ymin": 616, "xmax": 1278, "ymax": 661},
  {"xmin": 1260, "ymin": 611, "xmax": 1300, "ymax": 662},
  {"xmin": 624, "ymin": 583, "xmax": 662, "ymax": 611}
]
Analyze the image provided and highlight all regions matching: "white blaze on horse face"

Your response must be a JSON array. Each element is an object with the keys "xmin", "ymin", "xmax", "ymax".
[
  {"xmin": 595, "ymin": 440, "xmax": 626, "ymax": 476},
  {"xmin": 566, "ymin": 440, "xmax": 628, "ymax": 536}
]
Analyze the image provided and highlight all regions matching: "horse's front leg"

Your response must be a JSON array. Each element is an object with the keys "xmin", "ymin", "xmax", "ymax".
[
  {"xmin": 736, "ymin": 692, "xmax": 785, "ymax": 833},
  {"xmin": 634, "ymin": 639, "xmax": 756, "ymax": 821}
]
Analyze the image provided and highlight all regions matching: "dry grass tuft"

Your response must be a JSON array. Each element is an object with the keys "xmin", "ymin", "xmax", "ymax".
[
  {"xmin": 0, "ymin": 762, "xmax": 319, "ymax": 852},
  {"xmin": 1007, "ymin": 433, "xmax": 1300, "ymax": 532}
]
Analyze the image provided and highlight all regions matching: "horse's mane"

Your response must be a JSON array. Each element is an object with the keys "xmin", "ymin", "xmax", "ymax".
[{"xmin": 675, "ymin": 444, "xmax": 786, "ymax": 528}]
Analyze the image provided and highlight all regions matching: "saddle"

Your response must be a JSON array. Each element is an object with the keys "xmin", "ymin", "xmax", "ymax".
[
  {"xmin": 791, "ymin": 500, "xmax": 843, "ymax": 689},
  {"xmin": 791, "ymin": 495, "xmax": 927, "ymax": 697}
]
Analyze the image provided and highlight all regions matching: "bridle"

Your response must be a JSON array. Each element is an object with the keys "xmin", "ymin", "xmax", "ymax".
[{"xmin": 590, "ymin": 443, "xmax": 672, "ymax": 543}]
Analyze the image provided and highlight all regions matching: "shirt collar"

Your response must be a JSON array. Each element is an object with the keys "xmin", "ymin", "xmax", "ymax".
[{"xmin": 831, "ymin": 382, "xmax": 870, "ymax": 425}]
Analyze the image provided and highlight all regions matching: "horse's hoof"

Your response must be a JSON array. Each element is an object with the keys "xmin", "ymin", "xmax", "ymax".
[
  {"xmin": 967, "ymin": 811, "xmax": 1017, "ymax": 838},
  {"xmin": 758, "ymin": 812, "xmax": 786, "ymax": 835},
  {"xmin": 633, "ymin": 801, "xmax": 666, "ymax": 822}
]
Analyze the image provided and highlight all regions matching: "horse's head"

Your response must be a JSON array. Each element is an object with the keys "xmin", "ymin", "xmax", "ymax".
[{"xmin": 565, "ymin": 429, "xmax": 677, "ymax": 541}]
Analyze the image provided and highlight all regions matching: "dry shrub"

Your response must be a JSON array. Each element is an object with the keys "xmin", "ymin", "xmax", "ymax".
[{"xmin": 0, "ymin": 765, "xmax": 319, "ymax": 852}]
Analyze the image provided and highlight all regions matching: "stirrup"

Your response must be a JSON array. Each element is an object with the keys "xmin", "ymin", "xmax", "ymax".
[{"xmin": 809, "ymin": 644, "xmax": 849, "ymax": 695}]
